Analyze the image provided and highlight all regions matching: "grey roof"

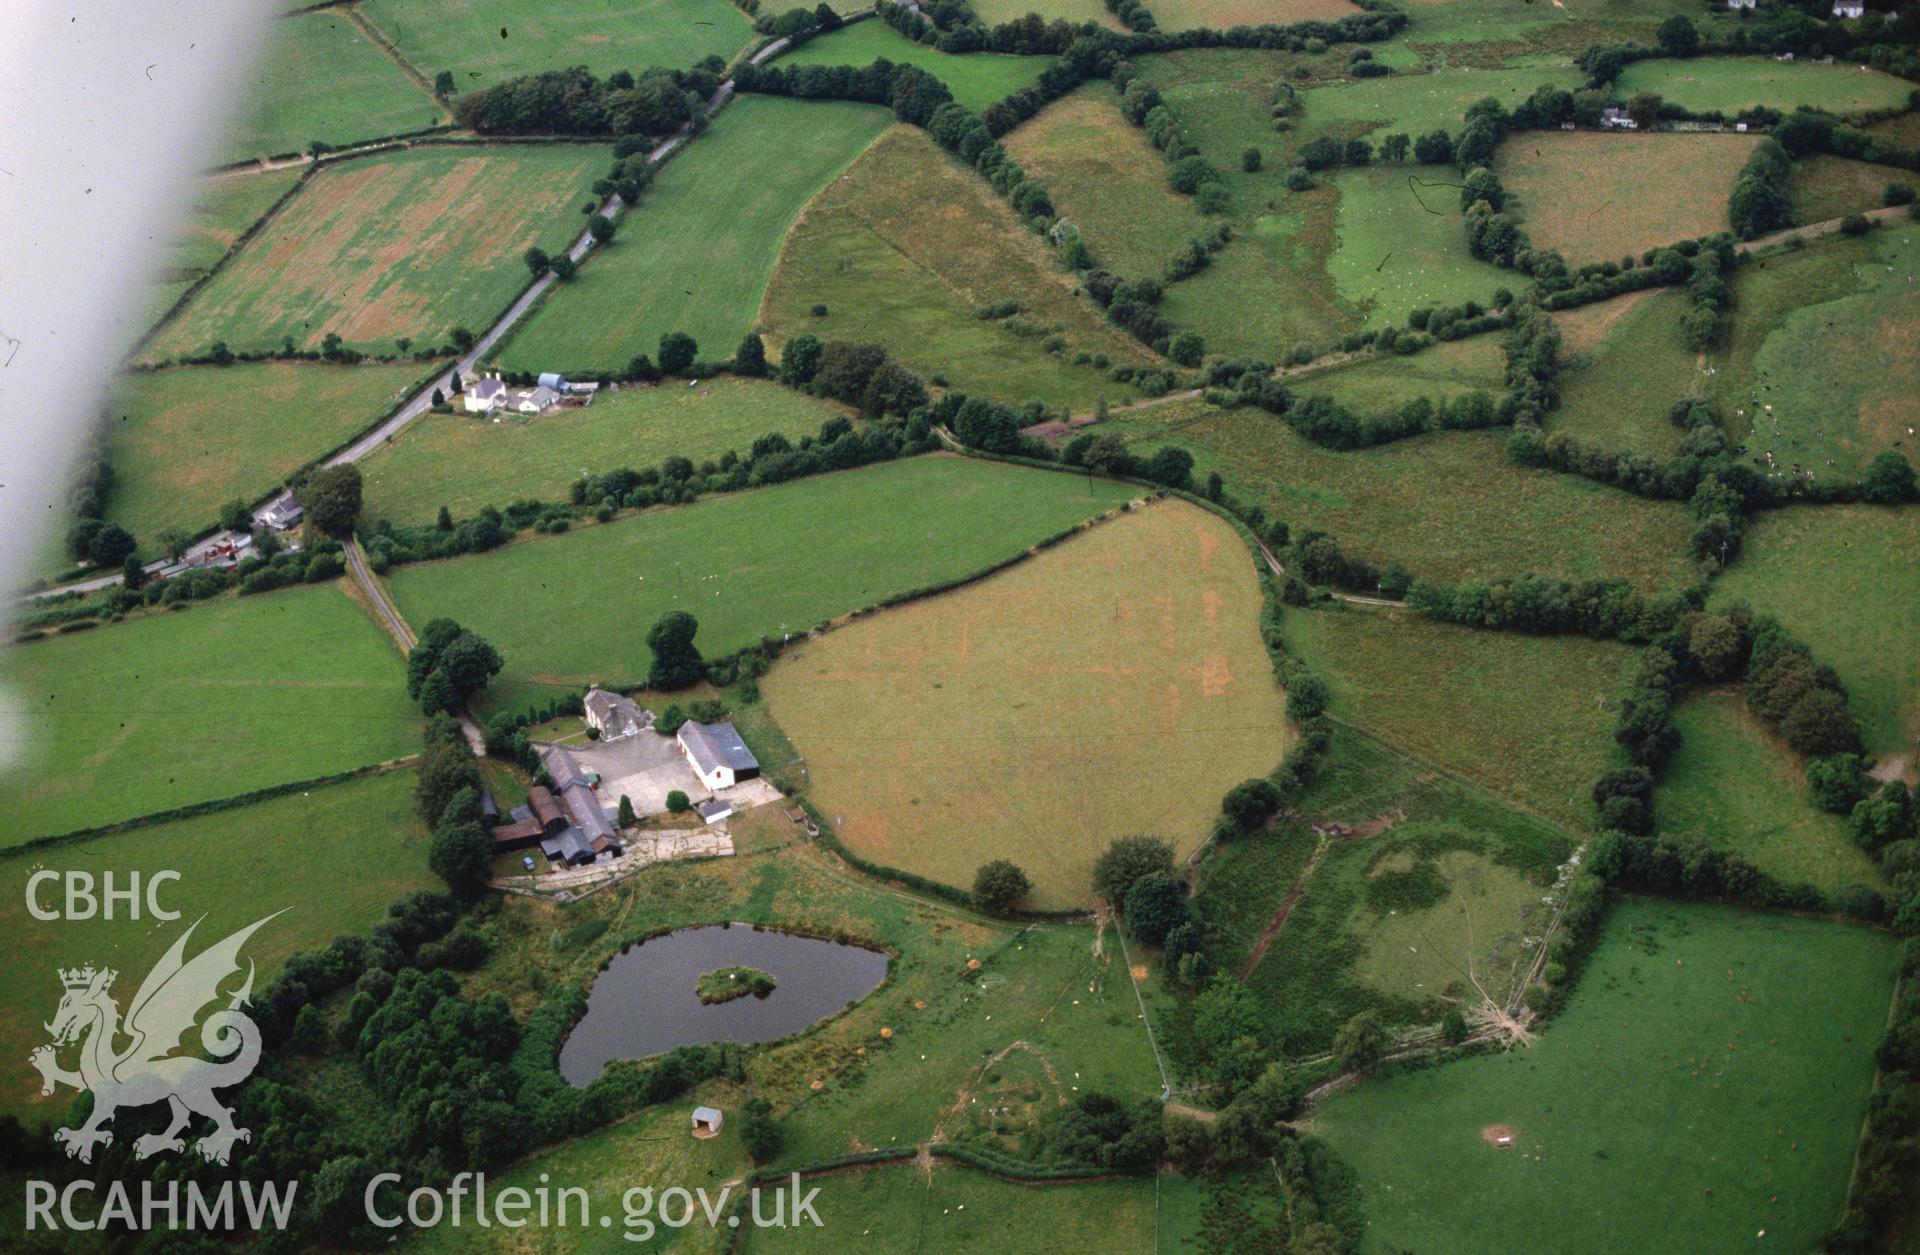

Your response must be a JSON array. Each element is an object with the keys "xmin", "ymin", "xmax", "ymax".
[
  {"xmin": 693, "ymin": 1106, "xmax": 723, "ymax": 1123},
  {"xmin": 513, "ymin": 385, "xmax": 560, "ymax": 409},
  {"xmin": 543, "ymin": 745, "xmax": 588, "ymax": 792},
  {"xmin": 696, "ymin": 798, "xmax": 734, "ymax": 821},
  {"xmin": 562, "ymin": 780, "xmax": 615, "ymax": 842},
  {"xmin": 541, "ymin": 828, "xmax": 594, "ymax": 864},
  {"xmin": 480, "ymin": 790, "xmax": 499, "ymax": 819},
  {"xmin": 259, "ymin": 497, "xmax": 303, "ymax": 528},
  {"xmin": 469, "ymin": 377, "xmax": 506, "ymax": 400},
  {"xmin": 537, "ymin": 372, "xmax": 567, "ymax": 390},
  {"xmin": 584, "ymin": 687, "xmax": 644, "ymax": 731},
  {"xmin": 678, "ymin": 721, "xmax": 759, "ymax": 776}
]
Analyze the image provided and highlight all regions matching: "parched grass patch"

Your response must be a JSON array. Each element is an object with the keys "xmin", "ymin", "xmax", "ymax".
[
  {"xmin": 1616, "ymin": 56, "xmax": 1915, "ymax": 118},
  {"xmin": 1658, "ymin": 693, "xmax": 1883, "ymax": 895},
  {"xmin": 1002, "ymin": 85, "xmax": 1210, "ymax": 279},
  {"xmin": 1199, "ymin": 727, "xmax": 1572, "ymax": 1055},
  {"xmin": 1149, "ymin": 0, "xmax": 1360, "ymax": 29},
  {"xmin": 743, "ymin": 1162, "xmax": 1159, "ymax": 1253},
  {"xmin": 498, "ymin": 96, "xmax": 890, "ymax": 377},
  {"xmin": 771, "ymin": 22, "xmax": 1048, "ymax": 113},
  {"xmin": 1714, "ymin": 504, "xmax": 1920, "ymax": 756},
  {"xmin": 147, "ymin": 145, "xmax": 605, "ymax": 360},
  {"xmin": 1497, "ymin": 130, "xmax": 1759, "ymax": 264},
  {"xmin": 762, "ymin": 499, "xmax": 1289, "ymax": 908},
  {"xmin": 1789, "ymin": 153, "xmax": 1918, "ymax": 224},
  {"xmin": 147, "ymin": 167, "xmax": 305, "ymax": 306},
  {"xmin": 0, "ymin": 770, "xmax": 433, "ymax": 1121},
  {"xmin": 387, "ymin": 456, "xmax": 1139, "ymax": 709},
  {"xmin": 1299, "ymin": 65, "xmax": 1580, "ymax": 143},
  {"xmin": 359, "ymin": 378, "xmax": 850, "ymax": 526},
  {"xmin": 761, "ymin": 125, "xmax": 1153, "ymax": 407},
  {"xmin": 1288, "ymin": 334, "xmax": 1507, "ymax": 412},
  {"xmin": 0, "ymin": 584, "xmax": 420, "ymax": 846},
  {"xmin": 222, "ymin": 10, "xmax": 441, "ymax": 164},
  {"xmin": 1106, "ymin": 398, "xmax": 1699, "ymax": 592},
  {"xmin": 1313, "ymin": 898, "xmax": 1900, "ymax": 1255},
  {"xmin": 1279, "ymin": 605, "xmax": 1626, "ymax": 830},
  {"xmin": 1328, "ymin": 165, "xmax": 1512, "ymax": 328},
  {"xmin": 362, "ymin": 0, "xmax": 753, "ymax": 88},
  {"xmin": 104, "ymin": 361, "xmax": 432, "ymax": 542}
]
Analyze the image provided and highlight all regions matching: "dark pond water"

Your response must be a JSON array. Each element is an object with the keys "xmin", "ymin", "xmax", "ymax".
[{"xmin": 558, "ymin": 925, "xmax": 890, "ymax": 1086}]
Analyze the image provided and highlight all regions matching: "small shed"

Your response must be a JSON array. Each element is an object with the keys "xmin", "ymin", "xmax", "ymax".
[
  {"xmin": 691, "ymin": 1106, "xmax": 723, "ymax": 1138},
  {"xmin": 696, "ymin": 797, "xmax": 735, "ymax": 825}
]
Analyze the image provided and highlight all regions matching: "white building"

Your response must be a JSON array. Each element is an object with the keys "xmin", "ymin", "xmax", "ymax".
[
  {"xmin": 510, "ymin": 385, "xmax": 560, "ymax": 414},
  {"xmin": 1833, "ymin": 0, "xmax": 1865, "ymax": 17},
  {"xmin": 464, "ymin": 375, "xmax": 506, "ymax": 414},
  {"xmin": 1726, "ymin": 0, "xmax": 1756, "ymax": 10},
  {"xmin": 583, "ymin": 685, "xmax": 648, "ymax": 740},
  {"xmin": 1600, "ymin": 107, "xmax": 1638, "ymax": 130},
  {"xmin": 677, "ymin": 720, "xmax": 761, "ymax": 791}
]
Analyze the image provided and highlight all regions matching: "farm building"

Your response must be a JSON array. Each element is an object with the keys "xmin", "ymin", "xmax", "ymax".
[
  {"xmin": 511, "ymin": 385, "xmax": 561, "ymax": 415},
  {"xmin": 678, "ymin": 720, "xmax": 760, "ymax": 790},
  {"xmin": 584, "ymin": 685, "xmax": 649, "ymax": 740},
  {"xmin": 258, "ymin": 495, "xmax": 303, "ymax": 530},
  {"xmin": 1832, "ymin": 0, "xmax": 1864, "ymax": 16},
  {"xmin": 489, "ymin": 745, "xmax": 627, "ymax": 867},
  {"xmin": 691, "ymin": 1107, "xmax": 723, "ymax": 1138},
  {"xmin": 463, "ymin": 372, "xmax": 562, "ymax": 416},
  {"xmin": 1600, "ymin": 107, "xmax": 1638, "ymax": 130},
  {"xmin": 695, "ymin": 797, "xmax": 735, "ymax": 825},
  {"xmin": 1726, "ymin": 0, "xmax": 1755, "ymax": 8}
]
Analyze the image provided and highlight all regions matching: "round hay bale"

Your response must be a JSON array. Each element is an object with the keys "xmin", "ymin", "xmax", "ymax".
[
  {"xmin": 810, "ymin": 1080, "xmax": 824, "ymax": 1091},
  {"xmin": 880, "ymin": 1027, "xmax": 893, "ymax": 1039},
  {"xmin": 967, "ymin": 959, "xmax": 982, "ymax": 971}
]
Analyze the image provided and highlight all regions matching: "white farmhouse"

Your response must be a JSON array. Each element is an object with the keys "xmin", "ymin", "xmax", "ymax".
[
  {"xmin": 464, "ymin": 375, "xmax": 506, "ymax": 414},
  {"xmin": 1726, "ymin": 0, "xmax": 1756, "ymax": 10},
  {"xmin": 1833, "ymin": 0, "xmax": 1865, "ymax": 17}
]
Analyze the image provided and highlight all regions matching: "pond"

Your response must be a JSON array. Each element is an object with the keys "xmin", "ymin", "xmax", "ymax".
[{"xmin": 558, "ymin": 925, "xmax": 890, "ymax": 1086}]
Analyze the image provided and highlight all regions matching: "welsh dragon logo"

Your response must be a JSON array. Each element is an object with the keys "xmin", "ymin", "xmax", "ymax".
[{"xmin": 28, "ymin": 913, "xmax": 282, "ymax": 1166}]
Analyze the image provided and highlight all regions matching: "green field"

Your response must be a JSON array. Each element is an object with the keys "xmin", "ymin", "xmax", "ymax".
[
  {"xmin": 1616, "ymin": 57, "xmax": 1915, "ymax": 117},
  {"xmin": 360, "ymin": 378, "xmax": 850, "ymax": 525},
  {"xmin": 1658, "ymin": 693, "xmax": 1884, "ymax": 895},
  {"xmin": 1498, "ymin": 130, "xmax": 1759, "ymax": 264},
  {"xmin": 1280, "ymin": 605, "xmax": 1627, "ymax": 830},
  {"xmin": 1198, "ymin": 727, "xmax": 1573, "ymax": 1056},
  {"xmin": 387, "ymin": 456, "xmax": 1139, "ymax": 712},
  {"xmin": 1106, "ymin": 398, "xmax": 1699, "ymax": 592},
  {"xmin": 104, "ymin": 361, "xmax": 431, "ymax": 543},
  {"xmin": 1398, "ymin": 0, "xmax": 1713, "ymax": 53},
  {"xmin": 363, "ymin": 0, "xmax": 753, "ymax": 88},
  {"xmin": 762, "ymin": 125, "xmax": 1154, "ymax": 408},
  {"xmin": 745, "ymin": 1164, "xmax": 1159, "ymax": 1253},
  {"xmin": 145, "ymin": 168, "xmax": 306, "ymax": 328},
  {"xmin": 497, "ymin": 96, "xmax": 890, "ymax": 377},
  {"xmin": 763, "ymin": 499, "xmax": 1289, "ymax": 908},
  {"xmin": 1299, "ymin": 65, "xmax": 1580, "ymax": 143},
  {"xmin": 1150, "ymin": 0, "xmax": 1360, "ymax": 29},
  {"xmin": 224, "ymin": 10, "xmax": 442, "ymax": 164},
  {"xmin": 1328, "ymin": 165, "xmax": 1513, "ymax": 328},
  {"xmin": 1550, "ymin": 288, "xmax": 1694, "ymax": 455},
  {"xmin": 0, "ymin": 770, "xmax": 433, "ymax": 1122},
  {"xmin": 148, "ymin": 145, "xmax": 605, "ymax": 360},
  {"xmin": 772, "ymin": 21, "xmax": 1047, "ymax": 113},
  {"xmin": 1002, "ymin": 85, "xmax": 1211, "ymax": 279},
  {"xmin": 1289, "ymin": 335, "xmax": 1507, "ymax": 412},
  {"xmin": 0, "ymin": 584, "xmax": 419, "ymax": 844},
  {"xmin": 1715, "ymin": 504, "xmax": 1920, "ymax": 756},
  {"xmin": 1791, "ymin": 153, "xmax": 1920, "ymax": 224},
  {"xmin": 971, "ymin": 0, "xmax": 1124, "ymax": 27},
  {"xmin": 1314, "ymin": 898, "xmax": 1900, "ymax": 1255}
]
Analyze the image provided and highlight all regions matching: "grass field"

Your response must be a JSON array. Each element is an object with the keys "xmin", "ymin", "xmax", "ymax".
[
  {"xmin": 745, "ymin": 1164, "xmax": 1159, "ymax": 1253},
  {"xmin": 1288, "ymin": 335, "xmax": 1507, "ymax": 412},
  {"xmin": 223, "ymin": 10, "xmax": 442, "ymax": 164},
  {"xmin": 104, "ymin": 361, "xmax": 430, "ymax": 543},
  {"xmin": 970, "ymin": 0, "xmax": 1124, "ymax": 28},
  {"xmin": 1313, "ymin": 898, "xmax": 1900, "ymax": 1255},
  {"xmin": 1616, "ymin": 56, "xmax": 1915, "ymax": 117},
  {"xmin": 1197, "ymin": 727, "xmax": 1573, "ymax": 1055},
  {"xmin": 1106, "ymin": 398, "xmax": 1699, "ymax": 592},
  {"xmin": 363, "ymin": 0, "xmax": 753, "ymax": 88},
  {"xmin": 1550, "ymin": 288, "xmax": 1694, "ymax": 455},
  {"xmin": 1397, "ymin": 0, "xmax": 1715, "ymax": 54},
  {"xmin": 0, "ymin": 770, "xmax": 433, "ymax": 1122},
  {"xmin": 1280, "ymin": 605, "xmax": 1627, "ymax": 830},
  {"xmin": 762, "ymin": 499, "xmax": 1288, "ymax": 908},
  {"xmin": 359, "ymin": 378, "xmax": 849, "ymax": 525},
  {"xmin": 772, "ymin": 22, "xmax": 1047, "ymax": 113},
  {"xmin": 147, "ymin": 145, "xmax": 604, "ymax": 360},
  {"xmin": 387, "ymin": 457, "xmax": 1139, "ymax": 712},
  {"xmin": 0, "ymin": 584, "xmax": 419, "ymax": 844},
  {"xmin": 1714, "ymin": 504, "xmax": 1920, "ymax": 757},
  {"xmin": 1150, "ymin": 0, "xmax": 1360, "ymax": 27},
  {"xmin": 1498, "ymin": 130, "xmax": 1759, "ymax": 264},
  {"xmin": 497, "ymin": 97, "xmax": 890, "ymax": 377},
  {"xmin": 1001, "ymin": 85, "xmax": 1210, "ymax": 279},
  {"xmin": 1658, "ymin": 693, "xmax": 1884, "ymax": 895},
  {"xmin": 761, "ymin": 125, "xmax": 1154, "ymax": 408},
  {"xmin": 1328, "ymin": 165, "xmax": 1513, "ymax": 327},
  {"xmin": 148, "ymin": 167, "xmax": 306, "ymax": 306},
  {"xmin": 1299, "ymin": 65, "xmax": 1580, "ymax": 143},
  {"xmin": 1791, "ymin": 154, "xmax": 1920, "ymax": 225}
]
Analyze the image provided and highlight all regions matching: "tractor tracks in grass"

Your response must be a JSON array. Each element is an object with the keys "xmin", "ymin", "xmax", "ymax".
[{"xmin": 1236, "ymin": 833, "xmax": 1331, "ymax": 981}]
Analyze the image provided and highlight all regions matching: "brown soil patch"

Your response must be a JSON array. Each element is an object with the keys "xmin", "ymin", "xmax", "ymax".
[
  {"xmin": 1480, "ymin": 1123, "xmax": 1518, "ymax": 1147},
  {"xmin": 1130, "ymin": 964, "xmax": 1148, "ymax": 981},
  {"xmin": 1315, "ymin": 808, "xmax": 1406, "ymax": 841}
]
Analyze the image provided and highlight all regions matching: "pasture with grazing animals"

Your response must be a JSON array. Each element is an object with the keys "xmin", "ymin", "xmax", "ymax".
[
  {"xmin": 102, "ymin": 360, "xmax": 432, "ymax": 542},
  {"xmin": 760, "ymin": 125, "xmax": 1153, "ymax": 408},
  {"xmin": 496, "ymin": 96, "xmax": 891, "ymax": 377},
  {"xmin": 1615, "ymin": 56, "xmax": 1915, "ymax": 117},
  {"xmin": 1327, "ymin": 165, "xmax": 1512, "ymax": 328},
  {"xmin": 145, "ymin": 145, "xmax": 605, "ymax": 361},
  {"xmin": 0, "ymin": 584, "xmax": 420, "ymax": 846},
  {"xmin": 761, "ymin": 498, "xmax": 1290, "ymax": 908},
  {"xmin": 357, "ymin": 377, "xmax": 850, "ymax": 526},
  {"xmin": 1313, "ymin": 899, "xmax": 1901, "ymax": 1255},
  {"xmin": 386, "ymin": 456, "xmax": 1138, "ymax": 712}
]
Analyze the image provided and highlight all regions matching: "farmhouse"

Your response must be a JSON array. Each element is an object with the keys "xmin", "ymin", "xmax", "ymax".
[
  {"xmin": 1600, "ymin": 107, "xmax": 1638, "ymax": 130},
  {"xmin": 258, "ymin": 495, "xmax": 303, "ymax": 530},
  {"xmin": 463, "ymin": 376, "xmax": 506, "ymax": 414},
  {"xmin": 678, "ymin": 720, "xmax": 760, "ymax": 790},
  {"xmin": 462, "ymin": 371, "xmax": 563, "ymax": 417},
  {"xmin": 1833, "ymin": 0, "xmax": 1864, "ymax": 16},
  {"xmin": 584, "ymin": 685, "xmax": 650, "ymax": 740},
  {"xmin": 1726, "ymin": 0, "xmax": 1756, "ymax": 9},
  {"xmin": 489, "ymin": 745, "xmax": 627, "ymax": 867}
]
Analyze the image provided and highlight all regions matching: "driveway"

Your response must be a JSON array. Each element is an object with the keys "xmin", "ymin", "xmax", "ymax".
[{"xmin": 571, "ymin": 731, "xmax": 706, "ymax": 817}]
